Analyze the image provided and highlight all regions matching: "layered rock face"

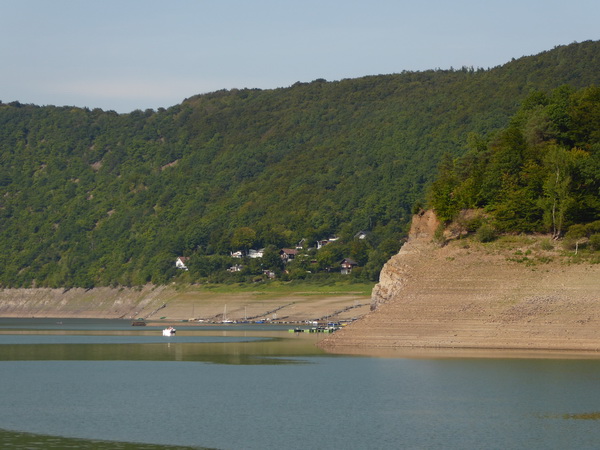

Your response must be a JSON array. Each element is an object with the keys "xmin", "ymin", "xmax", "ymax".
[
  {"xmin": 321, "ymin": 211, "xmax": 600, "ymax": 354},
  {"xmin": 371, "ymin": 210, "xmax": 440, "ymax": 311}
]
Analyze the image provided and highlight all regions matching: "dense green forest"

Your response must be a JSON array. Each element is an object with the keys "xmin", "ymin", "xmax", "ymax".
[
  {"xmin": 427, "ymin": 84, "xmax": 600, "ymax": 242},
  {"xmin": 1, "ymin": 41, "xmax": 599, "ymax": 288}
]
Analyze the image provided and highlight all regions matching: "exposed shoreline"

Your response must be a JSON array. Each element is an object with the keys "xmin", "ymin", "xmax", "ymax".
[
  {"xmin": 0, "ymin": 285, "xmax": 371, "ymax": 324},
  {"xmin": 321, "ymin": 345, "xmax": 600, "ymax": 360},
  {"xmin": 319, "ymin": 211, "xmax": 600, "ymax": 358}
]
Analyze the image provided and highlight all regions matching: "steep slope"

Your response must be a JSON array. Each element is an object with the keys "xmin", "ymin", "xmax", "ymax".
[{"xmin": 320, "ymin": 211, "xmax": 600, "ymax": 353}]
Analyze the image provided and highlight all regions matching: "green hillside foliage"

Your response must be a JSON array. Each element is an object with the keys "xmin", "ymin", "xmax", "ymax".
[
  {"xmin": 1, "ymin": 41, "xmax": 600, "ymax": 288},
  {"xmin": 427, "ymin": 84, "xmax": 600, "ymax": 238}
]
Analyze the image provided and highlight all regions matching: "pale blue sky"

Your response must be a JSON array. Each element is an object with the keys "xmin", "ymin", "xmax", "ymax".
[{"xmin": 1, "ymin": 0, "xmax": 598, "ymax": 112}]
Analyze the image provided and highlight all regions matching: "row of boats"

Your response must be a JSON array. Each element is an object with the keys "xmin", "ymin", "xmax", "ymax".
[
  {"xmin": 290, "ymin": 322, "xmax": 343, "ymax": 333},
  {"xmin": 132, "ymin": 319, "xmax": 345, "ymax": 336},
  {"xmin": 160, "ymin": 323, "xmax": 342, "ymax": 336}
]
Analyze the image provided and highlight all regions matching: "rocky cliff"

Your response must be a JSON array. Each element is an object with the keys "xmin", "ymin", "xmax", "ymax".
[
  {"xmin": 370, "ymin": 210, "xmax": 440, "ymax": 311},
  {"xmin": 321, "ymin": 211, "xmax": 600, "ymax": 354}
]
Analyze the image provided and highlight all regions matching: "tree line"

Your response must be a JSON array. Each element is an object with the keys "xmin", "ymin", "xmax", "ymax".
[{"xmin": 428, "ymin": 85, "xmax": 600, "ymax": 242}]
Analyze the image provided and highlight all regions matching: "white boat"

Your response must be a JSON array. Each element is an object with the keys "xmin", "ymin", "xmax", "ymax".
[
  {"xmin": 222, "ymin": 305, "xmax": 233, "ymax": 323},
  {"xmin": 162, "ymin": 326, "xmax": 176, "ymax": 336}
]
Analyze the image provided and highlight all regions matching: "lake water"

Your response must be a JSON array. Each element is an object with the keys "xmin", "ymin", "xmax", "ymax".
[{"xmin": 1, "ymin": 318, "xmax": 600, "ymax": 449}]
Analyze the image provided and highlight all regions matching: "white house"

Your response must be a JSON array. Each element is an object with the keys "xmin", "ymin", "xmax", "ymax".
[
  {"xmin": 248, "ymin": 248, "xmax": 265, "ymax": 259},
  {"xmin": 354, "ymin": 230, "xmax": 368, "ymax": 240},
  {"xmin": 175, "ymin": 256, "xmax": 190, "ymax": 270},
  {"xmin": 317, "ymin": 236, "xmax": 339, "ymax": 249}
]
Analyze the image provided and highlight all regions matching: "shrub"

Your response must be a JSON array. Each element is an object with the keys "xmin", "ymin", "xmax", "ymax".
[
  {"xmin": 539, "ymin": 238, "xmax": 554, "ymax": 251},
  {"xmin": 585, "ymin": 221, "xmax": 600, "ymax": 235},
  {"xmin": 590, "ymin": 234, "xmax": 600, "ymax": 251},
  {"xmin": 562, "ymin": 232, "xmax": 587, "ymax": 252},
  {"xmin": 433, "ymin": 224, "xmax": 446, "ymax": 246},
  {"xmin": 411, "ymin": 202, "xmax": 424, "ymax": 215},
  {"xmin": 476, "ymin": 224, "xmax": 497, "ymax": 243},
  {"xmin": 464, "ymin": 216, "xmax": 484, "ymax": 233}
]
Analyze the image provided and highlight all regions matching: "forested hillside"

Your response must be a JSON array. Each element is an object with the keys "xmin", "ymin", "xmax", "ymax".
[
  {"xmin": 1, "ymin": 41, "xmax": 599, "ymax": 288},
  {"xmin": 427, "ymin": 84, "xmax": 600, "ymax": 244}
]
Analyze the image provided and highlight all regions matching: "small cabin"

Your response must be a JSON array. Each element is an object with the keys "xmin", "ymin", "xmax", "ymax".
[
  {"xmin": 280, "ymin": 248, "xmax": 298, "ymax": 263},
  {"xmin": 317, "ymin": 236, "xmax": 340, "ymax": 249},
  {"xmin": 263, "ymin": 269, "xmax": 276, "ymax": 279},
  {"xmin": 340, "ymin": 258, "xmax": 358, "ymax": 275}
]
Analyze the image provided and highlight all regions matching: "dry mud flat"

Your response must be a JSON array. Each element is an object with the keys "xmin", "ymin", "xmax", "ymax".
[
  {"xmin": 321, "ymin": 211, "xmax": 600, "ymax": 356},
  {"xmin": 0, "ymin": 285, "xmax": 371, "ymax": 324}
]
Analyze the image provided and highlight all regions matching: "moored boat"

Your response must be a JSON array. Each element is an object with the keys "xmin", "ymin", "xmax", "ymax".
[{"xmin": 162, "ymin": 326, "xmax": 176, "ymax": 336}]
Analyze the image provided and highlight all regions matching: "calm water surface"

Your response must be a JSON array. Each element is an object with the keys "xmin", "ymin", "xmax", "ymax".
[{"xmin": 1, "ymin": 318, "xmax": 600, "ymax": 449}]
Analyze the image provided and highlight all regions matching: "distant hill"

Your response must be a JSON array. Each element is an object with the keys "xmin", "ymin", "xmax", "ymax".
[{"xmin": 0, "ymin": 40, "xmax": 599, "ymax": 288}]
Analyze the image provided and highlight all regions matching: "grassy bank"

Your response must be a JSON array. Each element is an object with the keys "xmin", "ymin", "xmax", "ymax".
[{"xmin": 188, "ymin": 279, "xmax": 375, "ymax": 296}]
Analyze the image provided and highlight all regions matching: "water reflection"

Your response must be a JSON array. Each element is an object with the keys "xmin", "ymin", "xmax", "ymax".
[
  {"xmin": 0, "ymin": 319, "xmax": 328, "ymax": 365},
  {"xmin": 3, "ymin": 320, "xmax": 600, "ymax": 449}
]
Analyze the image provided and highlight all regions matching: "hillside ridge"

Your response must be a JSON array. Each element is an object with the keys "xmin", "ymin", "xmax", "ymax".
[{"xmin": 1, "ymin": 41, "xmax": 599, "ymax": 288}]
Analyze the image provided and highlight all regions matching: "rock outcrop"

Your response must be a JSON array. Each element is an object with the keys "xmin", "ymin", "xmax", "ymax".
[{"xmin": 371, "ymin": 209, "xmax": 439, "ymax": 310}]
